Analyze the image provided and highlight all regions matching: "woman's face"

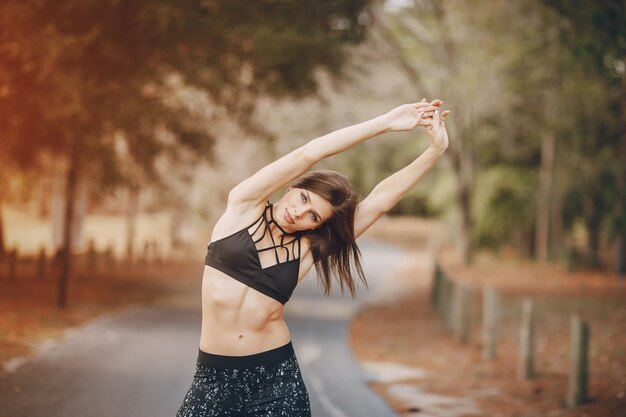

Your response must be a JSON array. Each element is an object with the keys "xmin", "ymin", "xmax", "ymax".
[{"xmin": 275, "ymin": 187, "xmax": 334, "ymax": 233}]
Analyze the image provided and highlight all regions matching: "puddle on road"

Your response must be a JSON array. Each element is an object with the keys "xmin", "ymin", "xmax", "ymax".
[{"xmin": 362, "ymin": 361, "xmax": 486, "ymax": 417}]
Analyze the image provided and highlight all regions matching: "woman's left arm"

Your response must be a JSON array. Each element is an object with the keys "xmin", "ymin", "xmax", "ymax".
[{"xmin": 354, "ymin": 109, "xmax": 450, "ymax": 238}]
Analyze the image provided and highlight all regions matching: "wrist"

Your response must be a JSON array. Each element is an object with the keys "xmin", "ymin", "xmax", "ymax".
[
  {"xmin": 426, "ymin": 145, "xmax": 447, "ymax": 158},
  {"xmin": 373, "ymin": 114, "xmax": 393, "ymax": 134}
]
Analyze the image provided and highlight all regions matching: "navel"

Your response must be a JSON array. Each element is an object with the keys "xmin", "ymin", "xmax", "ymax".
[{"xmin": 238, "ymin": 334, "xmax": 244, "ymax": 339}]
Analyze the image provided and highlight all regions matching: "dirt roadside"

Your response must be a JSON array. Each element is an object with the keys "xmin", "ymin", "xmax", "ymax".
[
  {"xmin": 0, "ymin": 261, "xmax": 202, "ymax": 372},
  {"xmin": 351, "ymin": 217, "xmax": 626, "ymax": 417},
  {"xmin": 2, "ymin": 215, "xmax": 625, "ymax": 417}
]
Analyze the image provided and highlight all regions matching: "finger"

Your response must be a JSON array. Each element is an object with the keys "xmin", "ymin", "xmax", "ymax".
[
  {"xmin": 420, "ymin": 117, "xmax": 435, "ymax": 128},
  {"xmin": 410, "ymin": 112, "xmax": 424, "ymax": 129},
  {"xmin": 417, "ymin": 111, "xmax": 435, "ymax": 124},
  {"xmin": 430, "ymin": 99, "xmax": 442, "ymax": 106},
  {"xmin": 415, "ymin": 105, "xmax": 439, "ymax": 113}
]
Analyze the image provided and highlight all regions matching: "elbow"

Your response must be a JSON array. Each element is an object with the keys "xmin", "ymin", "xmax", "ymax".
[
  {"xmin": 227, "ymin": 181, "xmax": 250, "ymax": 206},
  {"xmin": 301, "ymin": 140, "xmax": 322, "ymax": 165},
  {"xmin": 226, "ymin": 186, "xmax": 242, "ymax": 206}
]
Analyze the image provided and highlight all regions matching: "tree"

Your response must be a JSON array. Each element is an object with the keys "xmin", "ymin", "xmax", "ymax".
[
  {"xmin": 539, "ymin": 0, "xmax": 626, "ymax": 269},
  {"xmin": 370, "ymin": 0, "xmax": 512, "ymax": 263},
  {"xmin": 0, "ymin": 0, "xmax": 373, "ymax": 306}
]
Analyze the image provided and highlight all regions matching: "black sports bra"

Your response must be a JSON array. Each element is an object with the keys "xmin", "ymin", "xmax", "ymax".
[{"xmin": 204, "ymin": 201, "xmax": 302, "ymax": 305}]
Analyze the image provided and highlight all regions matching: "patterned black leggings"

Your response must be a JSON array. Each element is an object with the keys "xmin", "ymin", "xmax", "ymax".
[{"xmin": 176, "ymin": 341, "xmax": 311, "ymax": 417}]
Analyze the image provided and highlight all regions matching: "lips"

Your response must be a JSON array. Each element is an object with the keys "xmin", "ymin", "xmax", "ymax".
[{"xmin": 284, "ymin": 208, "xmax": 294, "ymax": 224}]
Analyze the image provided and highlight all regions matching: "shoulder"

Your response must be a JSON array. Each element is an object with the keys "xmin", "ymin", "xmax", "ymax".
[{"xmin": 209, "ymin": 200, "xmax": 269, "ymax": 243}]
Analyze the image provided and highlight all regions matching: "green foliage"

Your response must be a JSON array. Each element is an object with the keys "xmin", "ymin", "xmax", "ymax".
[
  {"xmin": 464, "ymin": 0, "xmax": 625, "ymax": 266},
  {"xmin": 540, "ymin": 0, "xmax": 626, "ymax": 263},
  {"xmin": 473, "ymin": 165, "xmax": 538, "ymax": 249}
]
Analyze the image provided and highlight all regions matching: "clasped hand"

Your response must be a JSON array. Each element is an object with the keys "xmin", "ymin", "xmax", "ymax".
[{"xmin": 383, "ymin": 99, "xmax": 450, "ymax": 152}]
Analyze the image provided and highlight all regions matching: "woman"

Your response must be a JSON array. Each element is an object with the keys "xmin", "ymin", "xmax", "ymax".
[{"xmin": 176, "ymin": 99, "xmax": 450, "ymax": 417}]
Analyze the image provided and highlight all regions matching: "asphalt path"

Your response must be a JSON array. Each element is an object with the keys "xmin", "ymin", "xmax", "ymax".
[{"xmin": 0, "ymin": 237, "xmax": 406, "ymax": 417}]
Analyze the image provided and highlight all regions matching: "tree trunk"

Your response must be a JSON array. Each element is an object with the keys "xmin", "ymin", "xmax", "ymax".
[
  {"xmin": 57, "ymin": 139, "xmax": 79, "ymax": 309},
  {"xmin": 550, "ymin": 188, "xmax": 564, "ymax": 261},
  {"xmin": 374, "ymin": 0, "xmax": 475, "ymax": 263},
  {"xmin": 587, "ymin": 225, "xmax": 600, "ymax": 267},
  {"xmin": 535, "ymin": 132, "xmax": 556, "ymax": 261},
  {"xmin": 617, "ymin": 61, "xmax": 626, "ymax": 276},
  {"xmin": 433, "ymin": 1, "xmax": 474, "ymax": 264},
  {"xmin": 125, "ymin": 187, "xmax": 139, "ymax": 262},
  {"xmin": 0, "ymin": 198, "xmax": 5, "ymax": 260},
  {"xmin": 457, "ymin": 174, "xmax": 473, "ymax": 264},
  {"xmin": 447, "ymin": 117, "xmax": 474, "ymax": 264},
  {"xmin": 583, "ymin": 193, "xmax": 602, "ymax": 268},
  {"xmin": 536, "ymin": 19, "xmax": 561, "ymax": 262},
  {"xmin": 617, "ymin": 234, "xmax": 625, "ymax": 276}
]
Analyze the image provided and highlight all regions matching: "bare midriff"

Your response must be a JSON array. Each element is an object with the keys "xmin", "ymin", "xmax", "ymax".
[{"xmin": 198, "ymin": 265, "xmax": 291, "ymax": 356}]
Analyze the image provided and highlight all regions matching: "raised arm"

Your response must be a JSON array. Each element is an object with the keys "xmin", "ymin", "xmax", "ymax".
[
  {"xmin": 228, "ymin": 101, "xmax": 440, "ymax": 206},
  {"xmin": 355, "ymin": 108, "xmax": 450, "ymax": 238}
]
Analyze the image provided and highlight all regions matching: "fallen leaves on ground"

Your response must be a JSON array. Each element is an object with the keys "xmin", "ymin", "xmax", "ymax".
[
  {"xmin": 0, "ymin": 260, "xmax": 201, "ymax": 370},
  {"xmin": 350, "ymin": 218, "xmax": 626, "ymax": 417}
]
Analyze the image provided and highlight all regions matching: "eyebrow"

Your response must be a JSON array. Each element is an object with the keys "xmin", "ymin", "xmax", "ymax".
[{"xmin": 306, "ymin": 190, "xmax": 323, "ymax": 222}]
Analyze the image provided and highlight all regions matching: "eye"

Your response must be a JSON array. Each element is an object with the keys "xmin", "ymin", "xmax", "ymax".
[
  {"xmin": 300, "ymin": 192, "xmax": 307, "ymax": 202},
  {"xmin": 310, "ymin": 212, "xmax": 318, "ymax": 222}
]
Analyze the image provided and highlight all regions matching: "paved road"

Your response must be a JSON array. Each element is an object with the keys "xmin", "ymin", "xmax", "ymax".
[{"xmin": 0, "ymin": 238, "xmax": 406, "ymax": 417}]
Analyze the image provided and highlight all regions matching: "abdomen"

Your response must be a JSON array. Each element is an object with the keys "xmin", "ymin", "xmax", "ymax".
[{"xmin": 199, "ymin": 266, "xmax": 291, "ymax": 355}]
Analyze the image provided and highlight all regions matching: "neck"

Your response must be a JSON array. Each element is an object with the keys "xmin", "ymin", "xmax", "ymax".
[{"xmin": 269, "ymin": 202, "xmax": 293, "ymax": 238}]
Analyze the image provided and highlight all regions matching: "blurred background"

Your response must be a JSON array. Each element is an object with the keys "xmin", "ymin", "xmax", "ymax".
[
  {"xmin": 0, "ymin": 0, "xmax": 625, "ymax": 416},
  {"xmin": 2, "ymin": 0, "xmax": 625, "ymax": 278}
]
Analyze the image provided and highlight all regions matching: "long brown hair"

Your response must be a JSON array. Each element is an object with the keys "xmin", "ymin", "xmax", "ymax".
[{"xmin": 288, "ymin": 169, "xmax": 367, "ymax": 298}]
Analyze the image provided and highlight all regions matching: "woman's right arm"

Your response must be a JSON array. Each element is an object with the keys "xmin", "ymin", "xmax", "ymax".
[{"xmin": 229, "ymin": 101, "xmax": 440, "ymax": 207}]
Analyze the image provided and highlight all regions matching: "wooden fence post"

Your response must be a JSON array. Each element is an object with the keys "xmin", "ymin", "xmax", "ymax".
[
  {"xmin": 567, "ymin": 314, "xmax": 590, "ymax": 407},
  {"xmin": 453, "ymin": 283, "xmax": 471, "ymax": 343},
  {"xmin": 518, "ymin": 298, "xmax": 535, "ymax": 380},
  {"xmin": 482, "ymin": 287, "xmax": 499, "ymax": 361}
]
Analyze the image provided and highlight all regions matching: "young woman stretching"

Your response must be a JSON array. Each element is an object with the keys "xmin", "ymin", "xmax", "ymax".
[{"xmin": 176, "ymin": 99, "xmax": 450, "ymax": 417}]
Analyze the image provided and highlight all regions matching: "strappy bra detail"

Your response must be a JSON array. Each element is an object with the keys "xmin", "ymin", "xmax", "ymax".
[{"xmin": 204, "ymin": 201, "xmax": 301, "ymax": 305}]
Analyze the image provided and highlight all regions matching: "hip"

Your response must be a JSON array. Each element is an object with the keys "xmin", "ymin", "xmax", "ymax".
[{"xmin": 177, "ymin": 341, "xmax": 311, "ymax": 417}]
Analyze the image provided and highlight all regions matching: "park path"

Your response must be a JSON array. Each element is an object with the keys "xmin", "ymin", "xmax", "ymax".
[{"xmin": 0, "ymin": 238, "xmax": 406, "ymax": 417}]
